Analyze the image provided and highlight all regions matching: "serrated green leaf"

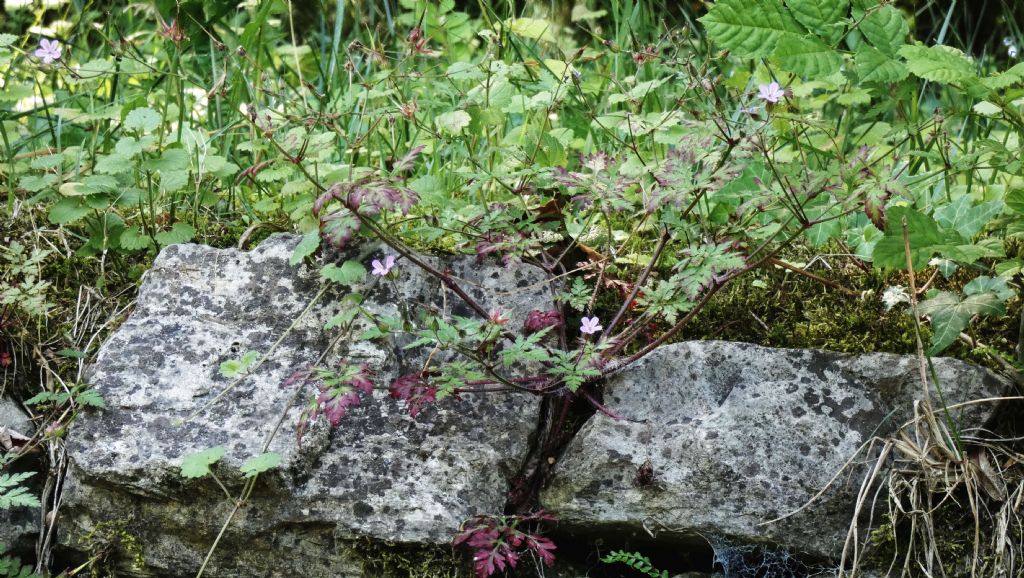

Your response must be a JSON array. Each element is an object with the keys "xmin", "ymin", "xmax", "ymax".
[
  {"xmin": 48, "ymin": 198, "xmax": 90, "ymax": 225},
  {"xmin": 75, "ymin": 389, "xmax": 106, "ymax": 408},
  {"xmin": 239, "ymin": 452, "xmax": 282, "ymax": 478},
  {"xmin": 124, "ymin": 107, "xmax": 162, "ymax": 133},
  {"xmin": 289, "ymin": 229, "xmax": 320, "ymax": 266},
  {"xmin": 321, "ymin": 260, "xmax": 366, "ymax": 286},
  {"xmin": 699, "ymin": 0, "xmax": 804, "ymax": 58},
  {"xmin": 995, "ymin": 259, "xmax": 1024, "ymax": 279},
  {"xmin": 95, "ymin": 152, "xmax": 135, "ymax": 175},
  {"xmin": 118, "ymin": 227, "xmax": 154, "ymax": 251},
  {"xmin": 973, "ymin": 101, "xmax": 1002, "ymax": 116},
  {"xmin": 899, "ymin": 43, "xmax": 976, "ymax": 85},
  {"xmin": 855, "ymin": 45, "xmax": 909, "ymax": 83},
  {"xmin": 773, "ymin": 35, "xmax": 843, "ymax": 77},
  {"xmin": 180, "ymin": 447, "xmax": 226, "ymax": 479},
  {"xmin": 919, "ymin": 291, "xmax": 1004, "ymax": 354},
  {"xmin": 786, "ymin": 0, "xmax": 849, "ymax": 43},
  {"xmin": 143, "ymin": 148, "xmax": 189, "ymax": 172},
  {"xmin": 0, "ymin": 33, "xmax": 18, "ymax": 48},
  {"xmin": 859, "ymin": 5, "xmax": 908, "ymax": 57},
  {"xmin": 18, "ymin": 174, "xmax": 57, "ymax": 193},
  {"xmin": 219, "ymin": 350, "xmax": 259, "ymax": 378},
  {"xmin": 154, "ymin": 222, "xmax": 196, "ymax": 246},
  {"xmin": 503, "ymin": 17, "xmax": 557, "ymax": 42}
]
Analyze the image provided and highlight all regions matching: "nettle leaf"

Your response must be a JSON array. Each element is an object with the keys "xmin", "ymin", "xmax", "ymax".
[
  {"xmin": 436, "ymin": 110, "xmax": 472, "ymax": 136},
  {"xmin": 289, "ymin": 229, "xmax": 321, "ymax": 266},
  {"xmin": 933, "ymin": 196, "xmax": 1004, "ymax": 239},
  {"xmin": 855, "ymin": 45, "xmax": 909, "ymax": 83},
  {"xmin": 321, "ymin": 260, "xmax": 367, "ymax": 286},
  {"xmin": 919, "ymin": 291, "xmax": 1004, "ymax": 354},
  {"xmin": 154, "ymin": 222, "xmax": 196, "ymax": 246},
  {"xmin": 179, "ymin": 446, "xmax": 226, "ymax": 479},
  {"xmin": 699, "ymin": 0, "xmax": 804, "ymax": 58},
  {"xmin": 859, "ymin": 4, "xmax": 908, "ymax": 57},
  {"xmin": 239, "ymin": 452, "xmax": 281, "ymax": 478},
  {"xmin": 899, "ymin": 43, "xmax": 976, "ymax": 85},
  {"xmin": 773, "ymin": 35, "xmax": 843, "ymax": 77},
  {"xmin": 964, "ymin": 276, "xmax": 1014, "ymax": 301},
  {"xmin": 123, "ymin": 107, "xmax": 162, "ymax": 133},
  {"xmin": 787, "ymin": 0, "xmax": 848, "ymax": 43},
  {"xmin": 871, "ymin": 206, "xmax": 952, "ymax": 270}
]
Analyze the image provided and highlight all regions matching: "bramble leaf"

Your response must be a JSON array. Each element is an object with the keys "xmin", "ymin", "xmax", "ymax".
[
  {"xmin": 899, "ymin": 43, "xmax": 975, "ymax": 85},
  {"xmin": 699, "ymin": 0, "xmax": 803, "ymax": 58}
]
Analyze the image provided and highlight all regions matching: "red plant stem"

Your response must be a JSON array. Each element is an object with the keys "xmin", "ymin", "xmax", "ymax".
[{"xmin": 603, "ymin": 227, "xmax": 670, "ymax": 339}]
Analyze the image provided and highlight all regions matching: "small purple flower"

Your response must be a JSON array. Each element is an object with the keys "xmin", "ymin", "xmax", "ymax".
[
  {"xmin": 371, "ymin": 254, "xmax": 396, "ymax": 276},
  {"xmin": 580, "ymin": 316, "xmax": 603, "ymax": 335},
  {"xmin": 34, "ymin": 39, "xmax": 62, "ymax": 64},
  {"xmin": 757, "ymin": 81, "xmax": 785, "ymax": 104}
]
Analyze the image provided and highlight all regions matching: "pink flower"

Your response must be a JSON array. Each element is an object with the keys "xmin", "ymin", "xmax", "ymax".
[
  {"xmin": 757, "ymin": 81, "xmax": 785, "ymax": 103},
  {"xmin": 580, "ymin": 316, "xmax": 603, "ymax": 335},
  {"xmin": 34, "ymin": 38, "xmax": 62, "ymax": 64},
  {"xmin": 371, "ymin": 254, "xmax": 395, "ymax": 276}
]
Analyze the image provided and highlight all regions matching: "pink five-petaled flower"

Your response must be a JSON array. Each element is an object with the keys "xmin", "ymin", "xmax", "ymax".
[
  {"xmin": 34, "ymin": 39, "xmax": 62, "ymax": 64},
  {"xmin": 757, "ymin": 81, "xmax": 785, "ymax": 104},
  {"xmin": 580, "ymin": 316, "xmax": 603, "ymax": 335},
  {"xmin": 371, "ymin": 254, "xmax": 396, "ymax": 276}
]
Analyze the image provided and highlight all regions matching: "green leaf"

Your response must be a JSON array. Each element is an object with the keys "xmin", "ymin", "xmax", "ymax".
[
  {"xmin": 871, "ymin": 206, "xmax": 951, "ymax": 270},
  {"xmin": 48, "ymin": 198, "xmax": 90, "ymax": 225},
  {"xmin": 18, "ymin": 174, "xmax": 57, "ymax": 193},
  {"xmin": 859, "ymin": 5, "xmax": 908, "ymax": 57},
  {"xmin": 503, "ymin": 17, "xmax": 557, "ymax": 42},
  {"xmin": 321, "ymin": 260, "xmax": 367, "ymax": 286},
  {"xmin": 118, "ymin": 227, "xmax": 154, "ymax": 251},
  {"xmin": 899, "ymin": 43, "xmax": 976, "ymax": 85},
  {"xmin": 219, "ymin": 350, "xmax": 259, "ymax": 378},
  {"xmin": 436, "ymin": 110, "xmax": 472, "ymax": 136},
  {"xmin": 995, "ymin": 259, "xmax": 1024, "ymax": 279},
  {"xmin": 933, "ymin": 196, "xmax": 1004, "ymax": 239},
  {"xmin": 973, "ymin": 101, "xmax": 1001, "ymax": 116},
  {"xmin": 919, "ymin": 291, "xmax": 1004, "ymax": 354},
  {"xmin": 289, "ymin": 229, "xmax": 320, "ymax": 266},
  {"xmin": 786, "ymin": 0, "xmax": 849, "ymax": 43},
  {"xmin": 964, "ymin": 276, "xmax": 1014, "ymax": 301},
  {"xmin": 143, "ymin": 148, "xmax": 189, "ymax": 172},
  {"xmin": 75, "ymin": 389, "xmax": 106, "ymax": 408},
  {"xmin": 57, "ymin": 349, "xmax": 87, "ymax": 358},
  {"xmin": 180, "ymin": 447, "xmax": 226, "ymax": 479},
  {"xmin": 0, "ymin": 33, "xmax": 18, "ymax": 48},
  {"xmin": 0, "ymin": 472, "xmax": 40, "ymax": 509},
  {"xmin": 123, "ymin": 107, "xmax": 162, "ymax": 133},
  {"xmin": 698, "ymin": 0, "xmax": 804, "ymax": 58},
  {"xmin": 154, "ymin": 222, "xmax": 196, "ymax": 246},
  {"xmin": 855, "ymin": 45, "xmax": 909, "ymax": 83},
  {"xmin": 1006, "ymin": 189, "xmax": 1024, "ymax": 214},
  {"xmin": 239, "ymin": 452, "xmax": 282, "ymax": 478},
  {"xmin": 773, "ymin": 35, "xmax": 843, "ymax": 77}
]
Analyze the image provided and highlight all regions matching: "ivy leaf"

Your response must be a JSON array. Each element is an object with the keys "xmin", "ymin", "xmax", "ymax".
[
  {"xmin": 436, "ymin": 110, "xmax": 472, "ymax": 136},
  {"xmin": 289, "ymin": 229, "xmax": 320, "ymax": 266},
  {"xmin": 123, "ymin": 107, "xmax": 162, "ymax": 133},
  {"xmin": 698, "ymin": 0, "xmax": 804, "ymax": 58},
  {"xmin": 859, "ymin": 5, "xmax": 908, "ymax": 57},
  {"xmin": 239, "ymin": 452, "xmax": 282, "ymax": 478},
  {"xmin": 899, "ymin": 43, "xmax": 976, "ymax": 85},
  {"xmin": 964, "ymin": 276, "xmax": 1014, "ymax": 301},
  {"xmin": 871, "ymin": 206, "xmax": 952, "ymax": 270},
  {"xmin": 321, "ymin": 260, "xmax": 366, "ymax": 286},
  {"xmin": 786, "ymin": 0, "xmax": 848, "ymax": 43},
  {"xmin": 918, "ymin": 291, "xmax": 1004, "ymax": 354},
  {"xmin": 773, "ymin": 35, "xmax": 843, "ymax": 77},
  {"xmin": 154, "ymin": 222, "xmax": 196, "ymax": 246},
  {"xmin": 855, "ymin": 45, "xmax": 909, "ymax": 83},
  {"xmin": 180, "ymin": 446, "xmax": 226, "ymax": 479},
  {"xmin": 933, "ymin": 196, "xmax": 1004, "ymax": 239}
]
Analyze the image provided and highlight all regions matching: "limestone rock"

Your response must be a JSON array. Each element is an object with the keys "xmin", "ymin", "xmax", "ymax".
[
  {"xmin": 60, "ymin": 235, "xmax": 548, "ymax": 577},
  {"xmin": 541, "ymin": 341, "xmax": 1007, "ymax": 562}
]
